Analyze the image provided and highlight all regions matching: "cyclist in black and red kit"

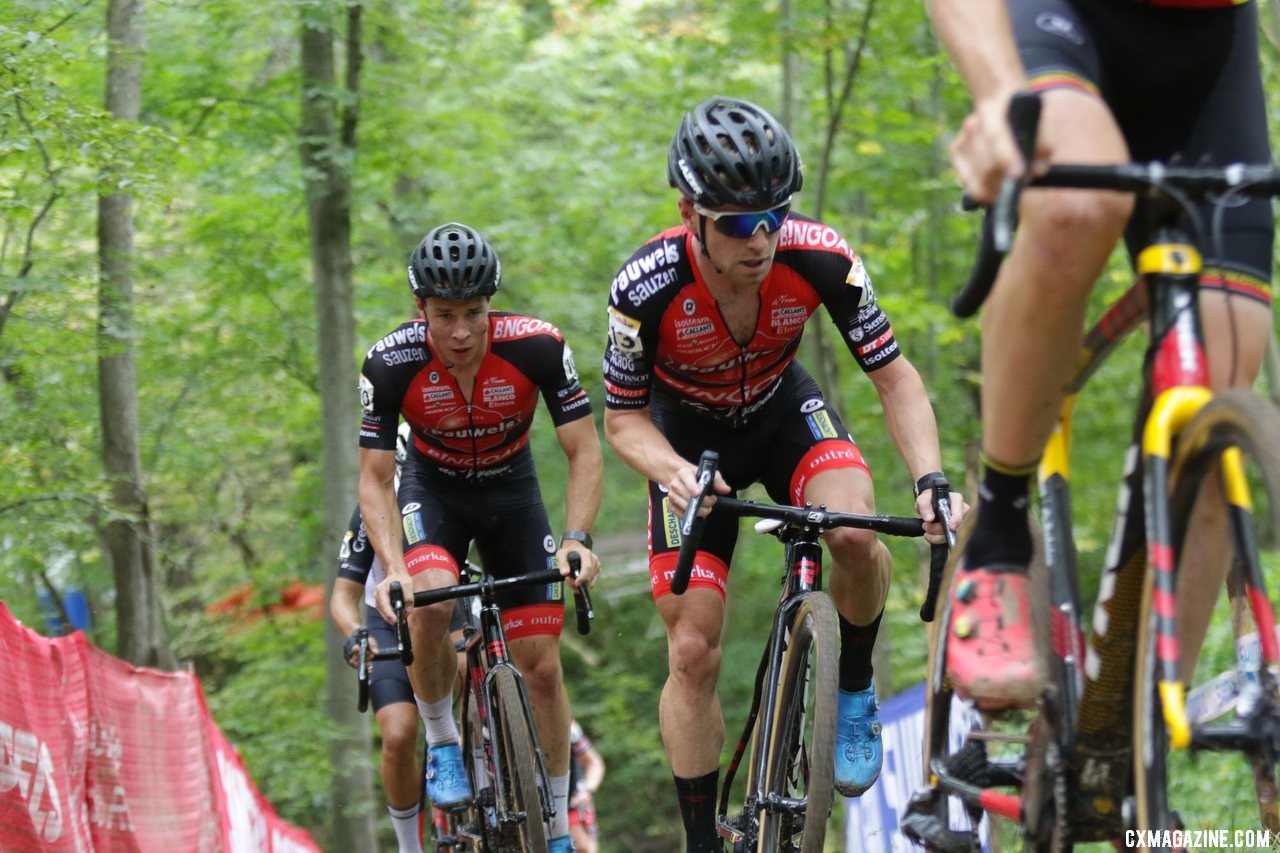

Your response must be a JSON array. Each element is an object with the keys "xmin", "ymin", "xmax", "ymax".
[
  {"xmin": 924, "ymin": 0, "xmax": 1274, "ymax": 717},
  {"xmin": 602, "ymin": 96, "xmax": 966, "ymax": 851},
  {"xmin": 362, "ymin": 222, "xmax": 604, "ymax": 853},
  {"xmin": 331, "ymin": 424, "xmax": 425, "ymax": 853}
]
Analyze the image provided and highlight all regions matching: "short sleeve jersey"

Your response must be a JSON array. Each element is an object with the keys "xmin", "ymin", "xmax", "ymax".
[
  {"xmin": 602, "ymin": 215, "xmax": 899, "ymax": 426},
  {"xmin": 360, "ymin": 312, "xmax": 591, "ymax": 480},
  {"xmin": 336, "ymin": 505, "xmax": 382, "ymax": 610}
]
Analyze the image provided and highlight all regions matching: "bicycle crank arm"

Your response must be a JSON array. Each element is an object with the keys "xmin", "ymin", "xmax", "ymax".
[
  {"xmin": 1191, "ymin": 717, "xmax": 1280, "ymax": 760},
  {"xmin": 760, "ymin": 793, "xmax": 807, "ymax": 816},
  {"xmin": 928, "ymin": 758, "xmax": 1023, "ymax": 822},
  {"xmin": 900, "ymin": 808, "xmax": 983, "ymax": 853}
]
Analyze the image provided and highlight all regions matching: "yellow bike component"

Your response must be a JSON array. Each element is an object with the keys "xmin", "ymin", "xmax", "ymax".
[
  {"xmin": 1221, "ymin": 446, "xmax": 1253, "ymax": 511},
  {"xmin": 1137, "ymin": 243, "xmax": 1202, "ymax": 276},
  {"xmin": 1040, "ymin": 394, "xmax": 1077, "ymax": 481},
  {"xmin": 1159, "ymin": 680, "xmax": 1191, "ymax": 751},
  {"xmin": 1142, "ymin": 387, "xmax": 1212, "ymax": 460}
]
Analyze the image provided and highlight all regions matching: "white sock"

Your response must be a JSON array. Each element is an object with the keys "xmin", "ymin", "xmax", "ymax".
[
  {"xmin": 416, "ymin": 694, "xmax": 459, "ymax": 745},
  {"xmin": 387, "ymin": 802, "xmax": 423, "ymax": 853},
  {"xmin": 549, "ymin": 772, "xmax": 571, "ymax": 838}
]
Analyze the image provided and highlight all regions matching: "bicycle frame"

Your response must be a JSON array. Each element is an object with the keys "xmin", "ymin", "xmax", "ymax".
[
  {"xmin": 1041, "ymin": 202, "xmax": 1280, "ymax": 806},
  {"xmin": 457, "ymin": 578, "xmax": 555, "ymax": 835},
  {"xmin": 719, "ymin": 524, "xmax": 827, "ymax": 844},
  {"xmin": 409, "ymin": 560, "xmax": 593, "ymax": 851},
  {"xmin": 909, "ymin": 101, "xmax": 1280, "ymax": 846},
  {"xmin": 672, "ymin": 457, "xmax": 934, "ymax": 851}
]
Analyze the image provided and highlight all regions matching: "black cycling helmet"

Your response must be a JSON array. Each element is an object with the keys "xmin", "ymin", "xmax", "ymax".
[
  {"xmin": 407, "ymin": 222, "xmax": 501, "ymax": 301},
  {"xmin": 667, "ymin": 97, "xmax": 803, "ymax": 210}
]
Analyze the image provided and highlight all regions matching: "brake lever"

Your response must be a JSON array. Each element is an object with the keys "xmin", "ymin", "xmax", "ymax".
[{"xmin": 568, "ymin": 551, "xmax": 594, "ymax": 636}]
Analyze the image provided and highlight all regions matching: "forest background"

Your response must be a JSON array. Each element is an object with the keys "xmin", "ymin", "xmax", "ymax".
[{"xmin": 4, "ymin": 0, "xmax": 1280, "ymax": 849}]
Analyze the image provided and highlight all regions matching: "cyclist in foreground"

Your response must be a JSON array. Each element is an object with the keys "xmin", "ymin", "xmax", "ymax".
[
  {"xmin": 601, "ymin": 96, "xmax": 965, "ymax": 851},
  {"xmin": 331, "ymin": 423, "xmax": 425, "ymax": 853},
  {"xmin": 362, "ymin": 222, "xmax": 604, "ymax": 852},
  {"xmin": 924, "ymin": 0, "xmax": 1274, "ymax": 824}
]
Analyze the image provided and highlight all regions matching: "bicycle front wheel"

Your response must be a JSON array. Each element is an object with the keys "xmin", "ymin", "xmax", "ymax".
[
  {"xmin": 758, "ymin": 591, "xmax": 839, "ymax": 853},
  {"xmin": 491, "ymin": 665, "xmax": 549, "ymax": 853},
  {"xmin": 1133, "ymin": 389, "xmax": 1280, "ymax": 845}
]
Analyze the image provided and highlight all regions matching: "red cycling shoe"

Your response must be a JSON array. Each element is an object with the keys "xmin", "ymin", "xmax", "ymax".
[{"xmin": 945, "ymin": 563, "xmax": 1042, "ymax": 711}]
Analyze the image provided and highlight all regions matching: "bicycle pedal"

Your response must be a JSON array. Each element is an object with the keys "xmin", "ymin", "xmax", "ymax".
[
  {"xmin": 900, "ymin": 810, "xmax": 981, "ymax": 853},
  {"xmin": 715, "ymin": 815, "xmax": 746, "ymax": 843},
  {"xmin": 940, "ymin": 739, "xmax": 1022, "ymax": 789}
]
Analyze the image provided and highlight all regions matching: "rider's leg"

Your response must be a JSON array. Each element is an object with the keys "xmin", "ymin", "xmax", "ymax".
[
  {"xmin": 407, "ymin": 564, "xmax": 470, "ymax": 806},
  {"xmin": 803, "ymin": 465, "xmax": 891, "ymax": 796},
  {"xmin": 950, "ymin": 86, "xmax": 1130, "ymax": 709},
  {"xmin": 376, "ymin": 701, "xmax": 424, "ymax": 853},
  {"xmin": 971, "ymin": 86, "xmax": 1130, "ymax": 565},
  {"xmin": 657, "ymin": 586, "xmax": 726, "ymax": 851}
]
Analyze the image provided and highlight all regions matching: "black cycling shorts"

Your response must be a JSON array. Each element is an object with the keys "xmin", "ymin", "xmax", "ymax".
[
  {"xmin": 1011, "ymin": 0, "xmax": 1273, "ymax": 301},
  {"xmin": 363, "ymin": 603, "xmax": 415, "ymax": 711},
  {"xmin": 646, "ymin": 361, "xmax": 870, "ymax": 599},
  {"xmin": 396, "ymin": 468, "xmax": 566, "ymax": 639}
]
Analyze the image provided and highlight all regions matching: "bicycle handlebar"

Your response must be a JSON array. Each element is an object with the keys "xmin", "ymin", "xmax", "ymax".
[
  {"xmin": 412, "ymin": 557, "xmax": 594, "ymax": 637},
  {"xmin": 671, "ymin": 450, "xmax": 929, "ymax": 596},
  {"xmin": 356, "ymin": 581, "xmax": 410, "ymax": 712},
  {"xmin": 356, "ymin": 559, "xmax": 595, "ymax": 712},
  {"xmin": 920, "ymin": 484, "xmax": 956, "ymax": 624},
  {"xmin": 951, "ymin": 90, "xmax": 1280, "ymax": 318},
  {"xmin": 672, "ymin": 450, "xmax": 720, "ymax": 595}
]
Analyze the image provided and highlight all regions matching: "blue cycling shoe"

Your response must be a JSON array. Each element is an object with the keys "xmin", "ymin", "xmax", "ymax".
[
  {"xmin": 424, "ymin": 743, "xmax": 472, "ymax": 808},
  {"xmin": 548, "ymin": 835, "xmax": 575, "ymax": 852},
  {"xmin": 835, "ymin": 685, "xmax": 882, "ymax": 797}
]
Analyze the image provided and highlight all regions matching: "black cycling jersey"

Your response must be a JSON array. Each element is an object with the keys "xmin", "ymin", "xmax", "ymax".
[
  {"xmin": 604, "ymin": 214, "xmax": 895, "ymax": 598},
  {"xmin": 1012, "ymin": 0, "xmax": 1273, "ymax": 301},
  {"xmin": 360, "ymin": 312, "xmax": 592, "ymax": 481},
  {"xmin": 603, "ymin": 216, "xmax": 901, "ymax": 428}
]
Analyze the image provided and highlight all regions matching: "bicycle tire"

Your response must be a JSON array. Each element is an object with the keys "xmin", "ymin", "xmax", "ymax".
[
  {"xmin": 1132, "ymin": 390, "xmax": 1280, "ymax": 846},
  {"xmin": 491, "ymin": 665, "xmax": 549, "ymax": 853},
  {"xmin": 757, "ymin": 592, "xmax": 839, "ymax": 853},
  {"xmin": 455, "ymin": 691, "xmax": 489, "ymax": 852}
]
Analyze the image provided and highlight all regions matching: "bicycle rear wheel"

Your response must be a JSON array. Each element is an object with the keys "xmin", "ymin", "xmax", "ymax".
[
  {"xmin": 757, "ymin": 591, "xmax": 839, "ymax": 853},
  {"xmin": 490, "ymin": 665, "xmax": 549, "ymax": 853},
  {"xmin": 1133, "ymin": 390, "xmax": 1280, "ymax": 845}
]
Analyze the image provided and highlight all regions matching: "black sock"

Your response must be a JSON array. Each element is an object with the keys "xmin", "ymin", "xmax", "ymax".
[
  {"xmin": 674, "ymin": 770, "xmax": 720, "ymax": 851},
  {"xmin": 838, "ymin": 610, "xmax": 881, "ymax": 693},
  {"xmin": 964, "ymin": 453, "xmax": 1035, "ymax": 569}
]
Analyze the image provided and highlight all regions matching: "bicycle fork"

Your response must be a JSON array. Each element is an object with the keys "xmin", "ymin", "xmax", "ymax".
[{"xmin": 717, "ymin": 540, "xmax": 822, "ymax": 848}]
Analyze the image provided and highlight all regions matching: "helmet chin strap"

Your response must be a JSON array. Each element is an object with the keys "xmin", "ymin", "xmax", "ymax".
[{"xmin": 696, "ymin": 216, "xmax": 726, "ymax": 276}]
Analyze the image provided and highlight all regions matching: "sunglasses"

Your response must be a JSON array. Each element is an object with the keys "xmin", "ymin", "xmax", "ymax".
[{"xmin": 692, "ymin": 200, "xmax": 792, "ymax": 239}]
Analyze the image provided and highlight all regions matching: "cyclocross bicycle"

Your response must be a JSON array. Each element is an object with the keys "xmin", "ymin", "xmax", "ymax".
[
  {"xmin": 372, "ymin": 555, "xmax": 592, "ymax": 853},
  {"xmin": 676, "ymin": 449, "xmax": 943, "ymax": 852},
  {"xmin": 901, "ymin": 93, "xmax": 1280, "ymax": 852}
]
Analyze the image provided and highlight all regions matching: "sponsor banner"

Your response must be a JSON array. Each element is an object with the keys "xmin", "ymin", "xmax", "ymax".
[
  {"xmin": 844, "ymin": 682, "xmax": 989, "ymax": 852},
  {"xmin": 0, "ymin": 601, "xmax": 318, "ymax": 852},
  {"xmin": 0, "ymin": 603, "xmax": 92, "ymax": 851},
  {"xmin": 82, "ymin": 644, "xmax": 223, "ymax": 849}
]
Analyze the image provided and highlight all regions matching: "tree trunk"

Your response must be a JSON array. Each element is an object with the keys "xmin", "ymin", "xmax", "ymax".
[
  {"xmin": 99, "ymin": 0, "xmax": 173, "ymax": 669},
  {"xmin": 300, "ymin": 3, "xmax": 376, "ymax": 848}
]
